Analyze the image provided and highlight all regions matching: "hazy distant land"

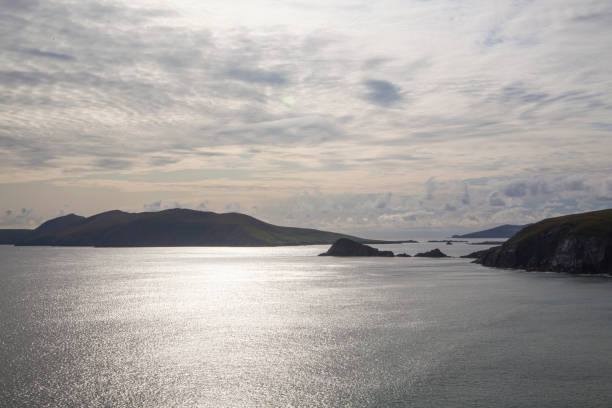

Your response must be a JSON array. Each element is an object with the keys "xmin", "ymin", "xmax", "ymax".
[{"xmin": 451, "ymin": 224, "xmax": 528, "ymax": 238}]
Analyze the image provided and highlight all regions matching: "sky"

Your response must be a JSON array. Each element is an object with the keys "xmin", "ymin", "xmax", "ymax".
[{"xmin": 1, "ymin": 0, "xmax": 611, "ymax": 238}]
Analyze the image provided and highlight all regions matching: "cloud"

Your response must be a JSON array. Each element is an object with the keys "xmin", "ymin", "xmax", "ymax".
[
  {"xmin": 0, "ymin": 0, "xmax": 38, "ymax": 11},
  {"xmin": 143, "ymin": 200, "xmax": 213, "ymax": 212},
  {"xmin": 461, "ymin": 184, "xmax": 471, "ymax": 205},
  {"xmin": 1, "ymin": 0, "xmax": 611, "ymax": 237},
  {"xmin": 564, "ymin": 179, "xmax": 588, "ymax": 191},
  {"xmin": 425, "ymin": 178, "xmax": 436, "ymax": 200},
  {"xmin": 144, "ymin": 200, "xmax": 161, "ymax": 211},
  {"xmin": 19, "ymin": 48, "xmax": 75, "ymax": 61},
  {"xmin": 93, "ymin": 159, "xmax": 132, "ymax": 170},
  {"xmin": 150, "ymin": 156, "xmax": 181, "ymax": 166},
  {"xmin": 361, "ymin": 57, "xmax": 392, "ymax": 70},
  {"xmin": 213, "ymin": 115, "xmax": 343, "ymax": 145},
  {"xmin": 223, "ymin": 68, "xmax": 289, "ymax": 86},
  {"xmin": 592, "ymin": 122, "xmax": 612, "ymax": 131},
  {"xmin": 503, "ymin": 181, "xmax": 527, "ymax": 197},
  {"xmin": 225, "ymin": 202, "xmax": 242, "ymax": 212},
  {"xmin": 489, "ymin": 192, "xmax": 506, "ymax": 207},
  {"xmin": 0, "ymin": 207, "xmax": 41, "ymax": 228},
  {"xmin": 484, "ymin": 29, "xmax": 504, "ymax": 47},
  {"xmin": 362, "ymin": 79, "xmax": 402, "ymax": 106},
  {"xmin": 529, "ymin": 181, "xmax": 550, "ymax": 195}
]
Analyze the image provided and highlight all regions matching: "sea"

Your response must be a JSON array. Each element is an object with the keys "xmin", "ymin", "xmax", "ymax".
[{"xmin": 1, "ymin": 241, "xmax": 612, "ymax": 407}]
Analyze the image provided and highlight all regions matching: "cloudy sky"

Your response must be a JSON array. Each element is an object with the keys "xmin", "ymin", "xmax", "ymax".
[{"xmin": 1, "ymin": 0, "xmax": 611, "ymax": 237}]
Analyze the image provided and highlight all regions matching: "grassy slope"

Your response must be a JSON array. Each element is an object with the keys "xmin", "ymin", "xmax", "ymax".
[{"xmin": 507, "ymin": 208, "xmax": 612, "ymax": 246}]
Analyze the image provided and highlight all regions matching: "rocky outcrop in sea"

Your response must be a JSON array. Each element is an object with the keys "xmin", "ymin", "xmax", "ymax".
[
  {"xmin": 319, "ymin": 238, "xmax": 394, "ymax": 257},
  {"xmin": 414, "ymin": 248, "xmax": 448, "ymax": 258}
]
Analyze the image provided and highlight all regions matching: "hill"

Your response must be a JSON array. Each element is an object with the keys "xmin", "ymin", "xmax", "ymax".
[
  {"xmin": 452, "ymin": 224, "xmax": 528, "ymax": 238},
  {"xmin": 473, "ymin": 209, "xmax": 612, "ymax": 274},
  {"xmin": 8, "ymin": 208, "xmax": 404, "ymax": 247}
]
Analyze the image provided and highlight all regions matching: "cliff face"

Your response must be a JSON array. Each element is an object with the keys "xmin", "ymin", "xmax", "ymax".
[{"xmin": 475, "ymin": 209, "xmax": 612, "ymax": 274}]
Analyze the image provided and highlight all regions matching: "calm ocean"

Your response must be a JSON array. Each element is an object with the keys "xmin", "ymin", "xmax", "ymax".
[{"xmin": 1, "ymin": 242, "xmax": 611, "ymax": 407}]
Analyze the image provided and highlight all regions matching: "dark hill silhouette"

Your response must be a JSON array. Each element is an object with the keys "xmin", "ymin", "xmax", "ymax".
[
  {"xmin": 12, "ymin": 208, "xmax": 406, "ymax": 247},
  {"xmin": 33, "ymin": 213, "xmax": 86, "ymax": 236}
]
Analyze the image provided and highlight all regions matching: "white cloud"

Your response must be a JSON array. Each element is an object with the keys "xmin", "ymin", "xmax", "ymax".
[
  {"xmin": 0, "ymin": 0, "xmax": 610, "ymax": 232},
  {"xmin": 0, "ymin": 208, "xmax": 41, "ymax": 228}
]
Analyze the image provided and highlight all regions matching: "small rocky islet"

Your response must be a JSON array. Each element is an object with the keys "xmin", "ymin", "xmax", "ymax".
[
  {"xmin": 318, "ymin": 238, "xmax": 394, "ymax": 257},
  {"xmin": 319, "ymin": 238, "xmax": 448, "ymax": 258}
]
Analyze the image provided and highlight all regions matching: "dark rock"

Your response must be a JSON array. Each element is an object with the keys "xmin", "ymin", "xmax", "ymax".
[
  {"xmin": 474, "ymin": 209, "xmax": 612, "ymax": 274},
  {"xmin": 319, "ymin": 238, "xmax": 394, "ymax": 257},
  {"xmin": 396, "ymin": 253, "xmax": 411, "ymax": 257},
  {"xmin": 414, "ymin": 248, "xmax": 448, "ymax": 258}
]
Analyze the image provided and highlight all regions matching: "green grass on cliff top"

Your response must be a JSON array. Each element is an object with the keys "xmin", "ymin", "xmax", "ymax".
[{"xmin": 508, "ymin": 208, "xmax": 612, "ymax": 245}]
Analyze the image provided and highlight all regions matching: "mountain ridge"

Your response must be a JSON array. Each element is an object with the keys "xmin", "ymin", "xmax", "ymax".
[{"xmin": 3, "ymin": 208, "xmax": 410, "ymax": 247}]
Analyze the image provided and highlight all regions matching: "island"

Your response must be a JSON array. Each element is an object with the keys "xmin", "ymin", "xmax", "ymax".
[
  {"xmin": 318, "ymin": 238, "xmax": 394, "ymax": 257},
  {"xmin": 471, "ymin": 209, "xmax": 612, "ymax": 274},
  {"xmin": 1, "ymin": 208, "xmax": 416, "ymax": 247},
  {"xmin": 414, "ymin": 248, "xmax": 449, "ymax": 258}
]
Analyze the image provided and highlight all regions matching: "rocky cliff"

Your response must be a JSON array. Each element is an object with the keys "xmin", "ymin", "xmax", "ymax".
[{"xmin": 474, "ymin": 209, "xmax": 612, "ymax": 274}]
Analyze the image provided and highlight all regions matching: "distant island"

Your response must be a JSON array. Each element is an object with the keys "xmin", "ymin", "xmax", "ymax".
[
  {"xmin": 470, "ymin": 209, "xmax": 612, "ymax": 274},
  {"xmin": 0, "ymin": 209, "xmax": 414, "ymax": 247},
  {"xmin": 452, "ymin": 224, "xmax": 528, "ymax": 238}
]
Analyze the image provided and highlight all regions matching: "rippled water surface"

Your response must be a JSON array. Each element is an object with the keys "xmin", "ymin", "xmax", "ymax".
[{"xmin": 1, "ymin": 243, "xmax": 612, "ymax": 407}]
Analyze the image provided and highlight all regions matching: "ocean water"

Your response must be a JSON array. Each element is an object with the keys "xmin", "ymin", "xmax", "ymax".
[{"xmin": 1, "ymin": 242, "xmax": 612, "ymax": 407}]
